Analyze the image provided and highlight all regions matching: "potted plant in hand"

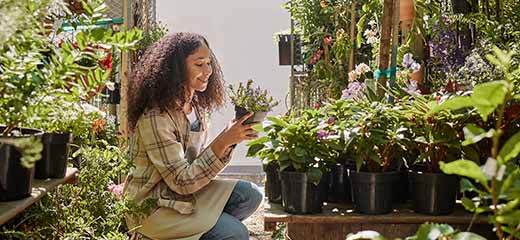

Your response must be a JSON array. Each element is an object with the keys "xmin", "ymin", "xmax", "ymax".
[
  {"xmin": 403, "ymin": 95, "xmax": 475, "ymax": 215},
  {"xmin": 348, "ymin": 100, "xmax": 408, "ymax": 214},
  {"xmin": 229, "ymin": 79, "xmax": 278, "ymax": 125}
]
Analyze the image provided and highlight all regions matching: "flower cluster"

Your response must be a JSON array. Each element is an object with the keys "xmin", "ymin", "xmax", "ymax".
[
  {"xmin": 309, "ymin": 49, "xmax": 324, "ymax": 64},
  {"xmin": 455, "ymin": 47, "xmax": 502, "ymax": 88},
  {"xmin": 402, "ymin": 53, "xmax": 421, "ymax": 72},
  {"xmin": 363, "ymin": 20, "xmax": 379, "ymax": 45},
  {"xmin": 341, "ymin": 81, "xmax": 366, "ymax": 101},
  {"xmin": 229, "ymin": 79, "xmax": 278, "ymax": 112},
  {"xmin": 108, "ymin": 182, "xmax": 125, "ymax": 200},
  {"xmin": 348, "ymin": 63, "xmax": 371, "ymax": 82}
]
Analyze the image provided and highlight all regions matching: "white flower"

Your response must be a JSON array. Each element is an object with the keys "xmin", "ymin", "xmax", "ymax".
[
  {"xmin": 348, "ymin": 71, "xmax": 359, "ymax": 82},
  {"xmin": 355, "ymin": 63, "xmax": 371, "ymax": 75},
  {"xmin": 367, "ymin": 36, "xmax": 378, "ymax": 45},
  {"xmin": 105, "ymin": 81, "xmax": 116, "ymax": 91}
]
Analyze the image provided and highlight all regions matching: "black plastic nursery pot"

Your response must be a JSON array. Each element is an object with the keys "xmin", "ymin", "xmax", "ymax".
[
  {"xmin": 280, "ymin": 171, "xmax": 323, "ymax": 214},
  {"xmin": 234, "ymin": 106, "xmax": 268, "ymax": 125},
  {"xmin": 350, "ymin": 171, "xmax": 400, "ymax": 215},
  {"xmin": 409, "ymin": 171, "xmax": 458, "ymax": 215},
  {"xmin": 394, "ymin": 170, "xmax": 410, "ymax": 204},
  {"xmin": 35, "ymin": 133, "xmax": 72, "ymax": 179},
  {"xmin": 328, "ymin": 163, "xmax": 351, "ymax": 203},
  {"xmin": 0, "ymin": 127, "xmax": 43, "ymax": 201},
  {"xmin": 263, "ymin": 162, "xmax": 282, "ymax": 203}
]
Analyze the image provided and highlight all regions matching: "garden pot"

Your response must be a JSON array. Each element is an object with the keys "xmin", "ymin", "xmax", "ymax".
[
  {"xmin": 350, "ymin": 171, "xmax": 400, "ymax": 214},
  {"xmin": 234, "ymin": 106, "xmax": 268, "ymax": 125},
  {"xmin": 328, "ymin": 163, "xmax": 351, "ymax": 203},
  {"xmin": 0, "ymin": 127, "xmax": 43, "ymax": 201},
  {"xmin": 263, "ymin": 162, "xmax": 282, "ymax": 203},
  {"xmin": 280, "ymin": 171, "xmax": 323, "ymax": 214},
  {"xmin": 394, "ymin": 170, "xmax": 410, "ymax": 204},
  {"xmin": 409, "ymin": 171, "xmax": 457, "ymax": 215},
  {"xmin": 35, "ymin": 133, "xmax": 72, "ymax": 179},
  {"xmin": 278, "ymin": 34, "xmax": 303, "ymax": 65}
]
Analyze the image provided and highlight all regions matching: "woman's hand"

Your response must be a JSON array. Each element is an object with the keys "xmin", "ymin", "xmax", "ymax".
[{"xmin": 210, "ymin": 112, "xmax": 258, "ymax": 158}]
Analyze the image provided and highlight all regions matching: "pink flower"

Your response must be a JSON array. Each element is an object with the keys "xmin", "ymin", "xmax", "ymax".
[
  {"xmin": 108, "ymin": 182, "xmax": 125, "ymax": 200},
  {"xmin": 323, "ymin": 36, "xmax": 332, "ymax": 44},
  {"xmin": 327, "ymin": 116, "xmax": 336, "ymax": 125}
]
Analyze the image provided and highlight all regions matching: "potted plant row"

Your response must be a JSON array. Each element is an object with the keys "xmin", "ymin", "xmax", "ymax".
[{"xmin": 0, "ymin": 0, "xmax": 142, "ymax": 201}]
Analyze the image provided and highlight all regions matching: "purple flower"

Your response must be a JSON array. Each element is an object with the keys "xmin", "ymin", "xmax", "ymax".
[
  {"xmin": 327, "ymin": 116, "xmax": 336, "ymax": 125},
  {"xmin": 341, "ymin": 82, "xmax": 366, "ymax": 100},
  {"xmin": 317, "ymin": 130, "xmax": 328, "ymax": 140},
  {"xmin": 402, "ymin": 53, "xmax": 415, "ymax": 68}
]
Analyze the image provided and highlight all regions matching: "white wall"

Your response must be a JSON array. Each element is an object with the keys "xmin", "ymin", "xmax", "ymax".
[{"xmin": 157, "ymin": 0, "xmax": 290, "ymax": 165}]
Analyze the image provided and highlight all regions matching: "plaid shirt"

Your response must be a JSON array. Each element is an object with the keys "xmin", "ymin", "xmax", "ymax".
[{"xmin": 125, "ymin": 108, "xmax": 232, "ymax": 215}]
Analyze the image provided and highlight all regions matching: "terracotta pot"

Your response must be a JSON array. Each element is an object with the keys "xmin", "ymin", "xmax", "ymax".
[{"xmin": 400, "ymin": 0, "xmax": 415, "ymax": 22}]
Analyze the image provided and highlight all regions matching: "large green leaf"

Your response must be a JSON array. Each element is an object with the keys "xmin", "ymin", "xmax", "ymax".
[
  {"xmin": 246, "ymin": 144, "xmax": 265, "ymax": 157},
  {"xmin": 246, "ymin": 136, "xmax": 269, "ymax": 147},
  {"xmin": 472, "ymin": 81, "xmax": 509, "ymax": 121},
  {"xmin": 307, "ymin": 168, "xmax": 322, "ymax": 185},
  {"xmin": 460, "ymin": 178, "xmax": 482, "ymax": 194},
  {"xmin": 462, "ymin": 124, "xmax": 495, "ymax": 146},
  {"xmin": 427, "ymin": 96, "xmax": 473, "ymax": 116},
  {"xmin": 452, "ymin": 232, "xmax": 486, "ymax": 240},
  {"xmin": 415, "ymin": 223, "xmax": 455, "ymax": 240},
  {"xmin": 267, "ymin": 116, "xmax": 289, "ymax": 128},
  {"xmin": 440, "ymin": 160, "xmax": 489, "ymax": 189},
  {"xmin": 498, "ymin": 131, "xmax": 520, "ymax": 163}
]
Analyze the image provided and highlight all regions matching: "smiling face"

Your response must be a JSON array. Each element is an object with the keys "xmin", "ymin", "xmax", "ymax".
[{"xmin": 185, "ymin": 42, "xmax": 213, "ymax": 95}]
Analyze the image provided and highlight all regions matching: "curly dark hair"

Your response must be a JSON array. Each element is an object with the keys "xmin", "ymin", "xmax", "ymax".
[{"xmin": 128, "ymin": 32, "xmax": 225, "ymax": 131}]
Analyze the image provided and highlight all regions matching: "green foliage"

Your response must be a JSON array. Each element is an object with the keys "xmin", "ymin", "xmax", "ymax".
[
  {"xmin": 0, "ymin": 144, "xmax": 154, "ymax": 239},
  {"xmin": 229, "ymin": 79, "xmax": 279, "ymax": 112},
  {"xmin": 346, "ymin": 223, "xmax": 485, "ymax": 240},
  {"xmin": 137, "ymin": 21, "xmax": 168, "ymax": 52},
  {"xmin": 0, "ymin": 136, "xmax": 43, "ymax": 168},
  {"xmin": 438, "ymin": 47, "xmax": 520, "ymax": 239}
]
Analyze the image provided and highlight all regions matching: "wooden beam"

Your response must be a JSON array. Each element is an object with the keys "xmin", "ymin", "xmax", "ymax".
[
  {"xmin": 377, "ymin": 0, "xmax": 394, "ymax": 98},
  {"xmin": 348, "ymin": 2, "xmax": 357, "ymax": 72},
  {"xmin": 119, "ymin": 0, "xmax": 130, "ymax": 137}
]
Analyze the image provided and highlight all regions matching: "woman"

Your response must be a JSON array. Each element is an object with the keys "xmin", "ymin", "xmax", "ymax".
[{"xmin": 126, "ymin": 32, "xmax": 263, "ymax": 240}]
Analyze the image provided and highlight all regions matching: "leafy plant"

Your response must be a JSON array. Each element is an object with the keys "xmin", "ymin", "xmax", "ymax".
[
  {"xmin": 346, "ymin": 223, "xmax": 485, "ymax": 240},
  {"xmin": 348, "ymin": 100, "xmax": 408, "ymax": 172},
  {"xmin": 430, "ymin": 47, "xmax": 520, "ymax": 239},
  {"xmin": 228, "ymin": 79, "xmax": 279, "ymax": 112}
]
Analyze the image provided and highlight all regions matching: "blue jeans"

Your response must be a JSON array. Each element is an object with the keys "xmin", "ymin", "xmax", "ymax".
[{"xmin": 200, "ymin": 180, "xmax": 263, "ymax": 240}]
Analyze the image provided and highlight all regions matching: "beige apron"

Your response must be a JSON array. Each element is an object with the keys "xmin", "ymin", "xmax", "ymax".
[{"xmin": 137, "ymin": 108, "xmax": 237, "ymax": 240}]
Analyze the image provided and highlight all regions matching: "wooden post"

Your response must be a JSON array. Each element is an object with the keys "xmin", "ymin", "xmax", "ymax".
[
  {"xmin": 348, "ymin": 2, "xmax": 357, "ymax": 72},
  {"xmin": 389, "ymin": 0, "xmax": 400, "ymax": 102},
  {"xmin": 119, "ymin": 0, "xmax": 130, "ymax": 138},
  {"xmin": 377, "ymin": 0, "xmax": 394, "ymax": 98}
]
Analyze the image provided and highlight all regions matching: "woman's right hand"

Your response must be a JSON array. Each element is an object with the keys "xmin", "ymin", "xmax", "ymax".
[{"xmin": 210, "ymin": 112, "xmax": 258, "ymax": 157}]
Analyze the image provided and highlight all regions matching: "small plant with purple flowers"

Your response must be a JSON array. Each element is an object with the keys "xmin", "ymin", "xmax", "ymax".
[{"xmin": 228, "ymin": 79, "xmax": 279, "ymax": 113}]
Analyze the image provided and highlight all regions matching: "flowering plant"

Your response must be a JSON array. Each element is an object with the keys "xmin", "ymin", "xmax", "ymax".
[{"xmin": 228, "ymin": 79, "xmax": 278, "ymax": 112}]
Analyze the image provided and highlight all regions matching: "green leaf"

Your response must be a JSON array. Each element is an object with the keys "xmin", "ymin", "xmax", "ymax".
[
  {"xmin": 267, "ymin": 116, "xmax": 289, "ymax": 128},
  {"xmin": 246, "ymin": 144, "xmax": 265, "ymax": 157},
  {"xmin": 472, "ymin": 81, "xmax": 508, "ymax": 121},
  {"xmin": 495, "ymin": 210, "xmax": 520, "ymax": 225},
  {"xmin": 462, "ymin": 124, "xmax": 495, "ymax": 146},
  {"xmin": 246, "ymin": 136, "xmax": 269, "ymax": 147},
  {"xmin": 427, "ymin": 96, "xmax": 473, "ymax": 116},
  {"xmin": 452, "ymin": 232, "xmax": 486, "ymax": 240},
  {"xmin": 252, "ymin": 123, "xmax": 264, "ymax": 132},
  {"xmin": 440, "ymin": 160, "xmax": 489, "ymax": 189},
  {"xmin": 461, "ymin": 197, "xmax": 476, "ymax": 211},
  {"xmin": 415, "ymin": 223, "xmax": 455, "ymax": 240},
  {"xmin": 307, "ymin": 168, "xmax": 322, "ymax": 186},
  {"xmin": 498, "ymin": 131, "xmax": 520, "ymax": 163},
  {"xmin": 460, "ymin": 178, "xmax": 481, "ymax": 194},
  {"xmin": 500, "ymin": 168, "xmax": 519, "ymax": 195}
]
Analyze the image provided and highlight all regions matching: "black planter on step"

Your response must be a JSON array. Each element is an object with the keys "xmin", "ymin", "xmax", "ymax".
[
  {"xmin": 409, "ymin": 171, "xmax": 457, "ymax": 215},
  {"xmin": 0, "ymin": 127, "xmax": 43, "ymax": 201},
  {"xmin": 280, "ymin": 171, "xmax": 323, "ymax": 214},
  {"xmin": 350, "ymin": 171, "xmax": 400, "ymax": 214},
  {"xmin": 263, "ymin": 163, "xmax": 282, "ymax": 203},
  {"xmin": 394, "ymin": 170, "xmax": 410, "ymax": 204},
  {"xmin": 328, "ymin": 163, "xmax": 351, "ymax": 203},
  {"xmin": 35, "ymin": 133, "xmax": 72, "ymax": 179}
]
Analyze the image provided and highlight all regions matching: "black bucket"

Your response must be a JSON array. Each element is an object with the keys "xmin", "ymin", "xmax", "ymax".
[
  {"xmin": 350, "ymin": 171, "xmax": 399, "ymax": 214},
  {"xmin": 263, "ymin": 163, "xmax": 282, "ymax": 203},
  {"xmin": 328, "ymin": 163, "xmax": 351, "ymax": 203},
  {"xmin": 280, "ymin": 171, "xmax": 323, "ymax": 214},
  {"xmin": 0, "ymin": 127, "xmax": 43, "ymax": 201},
  {"xmin": 35, "ymin": 133, "xmax": 72, "ymax": 179},
  {"xmin": 409, "ymin": 171, "xmax": 457, "ymax": 215}
]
